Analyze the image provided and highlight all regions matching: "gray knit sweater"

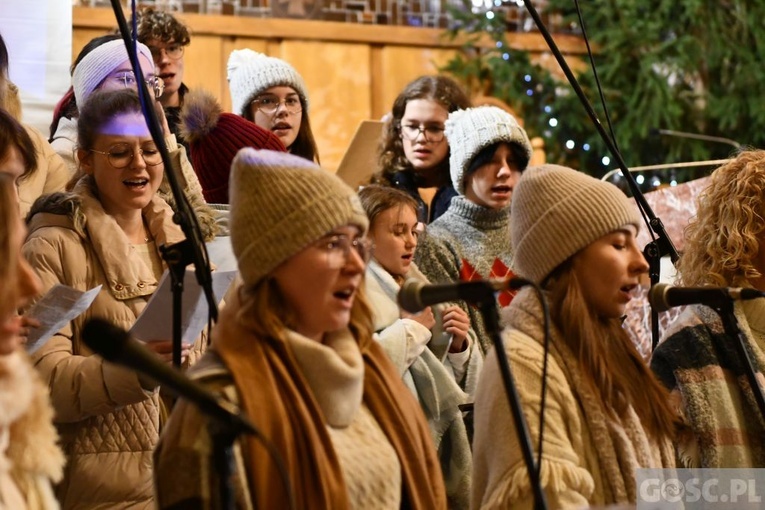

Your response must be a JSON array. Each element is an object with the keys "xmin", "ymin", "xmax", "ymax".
[{"xmin": 414, "ymin": 196, "xmax": 514, "ymax": 353}]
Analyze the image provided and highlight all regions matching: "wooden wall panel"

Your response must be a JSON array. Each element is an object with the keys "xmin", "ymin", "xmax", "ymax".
[
  {"xmin": 184, "ymin": 35, "xmax": 224, "ymax": 101},
  {"xmin": 279, "ymin": 41, "xmax": 372, "ymax": 171}
]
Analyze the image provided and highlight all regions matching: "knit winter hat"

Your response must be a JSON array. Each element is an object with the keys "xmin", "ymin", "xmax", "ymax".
[
  {"xmin": 230, "ymin": 149, "xmax": 369, "ymax": 286},
  {"xmin": 446, "ymin": 106, "xmax": 533, "ymax": 195},
  {"xmin": 180, "ymin": 89, "xmax": 286, "ymax": 204},
  {"xmin": 511, "ymin": 164, "xmax": 641, "ymax": 284},
  {"xmin": 73, "ymin": 39, "xmax": 154, "ymax": 106},
  {"xmin": 227, "ymin": 49, "xmax": 309, "ymax": 117}
]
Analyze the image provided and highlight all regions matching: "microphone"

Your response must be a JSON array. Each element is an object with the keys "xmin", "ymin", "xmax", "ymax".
[
  {"xmin": 81, "ymin": 318, "xmax": 256, "ymax": 435},
  {"xmin": 648, "ymin": 283, "xmax": 765, "ymax": 313},
  {"xmin": 398, "ymin": 278, "xmax": 529, "ymax": 313}
]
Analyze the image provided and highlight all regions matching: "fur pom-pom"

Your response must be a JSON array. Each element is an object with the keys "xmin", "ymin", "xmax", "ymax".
[{"xmin": 179, "ymin": 89, "xmax": 223, "ymax": 144}]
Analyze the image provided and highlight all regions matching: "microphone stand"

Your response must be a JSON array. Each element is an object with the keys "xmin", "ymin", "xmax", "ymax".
[
  {"xmin": 110, "ymin": 0, "xmax": 218, "ymax": 367},
  {"xmin": 714, "ymin": 301, "xmax": 765, "ymax": 422},
  {"xmin": 518, "ymin": 0, "xmax": 679, "ymax": 350},
  {"xmin": 475, "ymin": 284, "xmax": 548, "ymax": 510}
]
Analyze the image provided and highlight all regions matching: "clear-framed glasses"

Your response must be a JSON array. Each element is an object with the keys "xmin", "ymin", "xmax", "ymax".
[
  {"xmin": 89, "ymin": 143, "xmax": 163, "ymax": 169},
  {"xmin": 148, "ymin": 44, "xmax": 184, "ymax": 61},
  {"xmin": 315, "ymin": 234, "xmax": 374, "ymax": 268},
  {"xmin": 399, "ymin": 123, "xmax": 446, "ymax": 143},
  {"xmin": 251, "ymin": 95, "xmax": 303, "ymax": 116},
  {"xmin": 112, "ymin": 71, "xmax": 165, "ymax": 99}
]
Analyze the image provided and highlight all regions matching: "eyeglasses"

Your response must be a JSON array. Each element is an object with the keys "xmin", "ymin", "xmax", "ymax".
[
  {"xmin": 148, "ymin": 44, "xmax": 184, "ymax": 61},
  {"xmin": 89, "ymin": 143, "xmax": 163, "ymax": 169},
  {"xmin": 314, "ymin": 234, "xmax": 374, "ymax": 268},
  {"xmin": 251, "ymin": 95, "xmax": 303, "ymax": 116},
  {"xmin": 112, "ymin": 72, "xmax": 165, "ymax": 100},
  {"xmin": 400, "ymin": 123, "xmax": 446, "ymax": 143}
]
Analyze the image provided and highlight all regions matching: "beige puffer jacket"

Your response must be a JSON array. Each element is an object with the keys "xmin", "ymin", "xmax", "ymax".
[{"xmin": 23, "ymin": 180, "xmax": 206, "ymax": 509}]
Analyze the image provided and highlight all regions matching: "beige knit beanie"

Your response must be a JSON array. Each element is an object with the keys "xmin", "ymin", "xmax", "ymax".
[
  {"xmin": 445, "ymin": 106, "xmax": 533, "ymax": 195},
  {"xmin": 229, "ymin": 149, "xmax": 369, "ymax": 286},
  {"xmin": 227, "ymin": 49, "xmax": 309, "ymax": 117},
  {"xmin": 511, "ymin": 164, "xmax": 641, "ymax": 284}
]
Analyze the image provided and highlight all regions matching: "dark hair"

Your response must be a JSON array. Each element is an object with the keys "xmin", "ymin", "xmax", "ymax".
[
  {"xmin": 243, "ymin": 93, "xmax": 320, "ymax": 164},
  {"xmin": 357, "ymin": 184, "xmax": 419, "ymax": 228},
  {"xmin": 373, "ymin": 75, "xmax": 471, "ymax": 185},
  {"xmin": 0, "ymin": 32, "xmax": 9, "ymax": 77},
  {"xmin": 77, "ymin": 88, "xmax": 143, "ymax": 153},
  {"xmin": 49, "ymin": 34, "xmax": 122, "ymax": 140},
  {"xmin": 464, "ymin": 141, "xmax": 530, "ymax": 181},
  {"xmin": 0, "ymin": 109, "xmax": 37, "ymax": 182},
  {"xmin": 134, "ymin": 6, "xmax": 191, "ymax": 46}
]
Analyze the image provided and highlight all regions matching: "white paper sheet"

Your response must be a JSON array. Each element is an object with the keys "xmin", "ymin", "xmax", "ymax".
[
  {"xmin": 25, "ymin": 284, "xmax": 102, "ymax": 355},
  {"xmin": 130, "ymin": 269, "xmax": 237, "ymax": 345}
]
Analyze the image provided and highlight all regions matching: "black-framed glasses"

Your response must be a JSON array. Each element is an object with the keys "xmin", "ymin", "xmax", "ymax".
[
  {"xmin": 400, "ymin": 123, "xmax": 446, "ymax": 143},
  {"xmin": 314, "ymin": 234, "xmax": 374, "ymax": 268},
  {"xmin": 89, "ymin": 143, "xmax": 163, "ymax": 169},
  {"xmin": 111, "ymin": 71, "xmax": 165, "ymax": 100},
  {"xmin": 251, "ymin": 95, "xmax": 303, "ymax": 116},
  {"xmin": 148, "ymin": 44, "xmax": 184, "ymax": 61}
]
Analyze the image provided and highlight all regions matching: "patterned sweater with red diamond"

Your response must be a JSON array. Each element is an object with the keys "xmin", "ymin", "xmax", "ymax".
[{"xmin": 415, "ymin": 196, "xmax": 515, "ymax": 354}]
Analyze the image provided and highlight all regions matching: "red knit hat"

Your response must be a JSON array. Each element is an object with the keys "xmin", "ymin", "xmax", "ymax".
[{"xmin": 180, "ymin": 89, "xmax": 286, "ymax": 204}]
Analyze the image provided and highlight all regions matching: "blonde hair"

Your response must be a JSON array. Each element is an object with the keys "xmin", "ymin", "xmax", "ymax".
[
  {"xmin": 0, "ymin": 174, "xmax": 20, "ymax": 322},
  {"xmin": 546, "ymin": 259, "xmax": 679, "ymax": 441},
  {"xmin": 236, "ymin": 275, "xmax": 375, "ymax": 347},
  {"xmin": 679, "ymin": 150, "xmax": 765, "ymax": 287}
]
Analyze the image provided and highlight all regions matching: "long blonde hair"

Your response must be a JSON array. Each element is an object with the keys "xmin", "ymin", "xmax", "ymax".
[
  {"xmin": 679, "ymin": 149, "xmax": 765, "ymax": 287},
  {"xmin": 546, "ymin": 260, "xmax": 679, "ymax": 441}
]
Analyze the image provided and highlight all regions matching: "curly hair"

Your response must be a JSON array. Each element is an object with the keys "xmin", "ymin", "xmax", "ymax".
[
  {"xmin": 134, "ymin": 6, "xmax": 191, "ymax": 46},
  {"xmin": 371, "ymin": 75, "xmax": 470, "ymax": 185},
  {"xmin": 678, "ymin": 149, "xmax": 765, "ymax": 288}
]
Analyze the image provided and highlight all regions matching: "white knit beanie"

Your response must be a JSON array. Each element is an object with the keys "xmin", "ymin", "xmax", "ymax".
[
  {"xmin": 511, "ymin": 164, "xmax": 641, "ymax": 284},
  {"xmin": 445, "ymin": 106, "xmax": 533, "ymax": 195},
  {"xmin": 72, "ymin": 39, "xmax": 154, "ymax": 107},
  {"xmin": 227, "ymin": 49, "xmax": 309, "ymax": 117},
  {"xmin": 229, "ymin": 149, "xmax": 368, "ymax": 286}
]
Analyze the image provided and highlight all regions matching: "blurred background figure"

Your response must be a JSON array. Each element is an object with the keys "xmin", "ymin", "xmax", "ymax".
[
  {"xmin": 0, "ymin": 32, "xmax": 70, "ymax": 218},
  {"xmin": 133, "ymin": 6, "xmax": 192, "ymax": 149},
  {"xmin": 371, "ymin": 75, "xmax": 471, "ymax": 223},
  {"xmin": 155, "ymin": 150, "xmax": 446, "ymax": 509},
  {"xmin": 227, "ymin": 49, "xmax": 319, "ymax": 163},
  {"xmin": 24, "ymin": 89, "xmax": 205, "ymax": 509},
  {"xmin": 0, "ymin": 172, "xmax": 64, "ymax": 509}
]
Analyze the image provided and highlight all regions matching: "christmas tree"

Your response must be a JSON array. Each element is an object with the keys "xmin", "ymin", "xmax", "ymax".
[{"xmin": 442, "ymin": 0, "xmax": 765, "ymax": 187}]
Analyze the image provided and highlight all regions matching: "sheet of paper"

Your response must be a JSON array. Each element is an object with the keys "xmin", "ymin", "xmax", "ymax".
[
  {"xmin": 25, "ymin": 284, "xmax": 102, "ymax": 355},
  {"xmin": 130, "ymin": 269, "xmax": 237, "ymax": 345}
]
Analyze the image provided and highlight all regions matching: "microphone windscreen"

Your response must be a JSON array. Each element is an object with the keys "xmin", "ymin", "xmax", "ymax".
[
  {"xmin": 398, "ymin": 279, "xmax": 425, "ymax": 313},
  {"xmin": 81, "ymin": 318, "xmax": 130, "ymax": 362}
]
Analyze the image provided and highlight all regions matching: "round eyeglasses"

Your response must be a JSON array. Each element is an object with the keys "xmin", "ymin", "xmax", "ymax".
[
  {"xmin": 400, "ymin": 123, "xmax": 446, "ymax": 143},
  {"xmin": 315, "ymin": 234, "xmax": 374, "ymax": 269},
  {"xmin": 111, "ymin": 71, "xmax": 165, "ymax": 100},
  {"xmin": 89, "ymin": 143, "xmax": 163, "ymax": 169},
  {"xmin": 251, "ymin": 95, "xmax": 303, "ymax": 116},
  {"xmin": 148, "ymin": 44, "xmax": 184, "ymax": 62}
]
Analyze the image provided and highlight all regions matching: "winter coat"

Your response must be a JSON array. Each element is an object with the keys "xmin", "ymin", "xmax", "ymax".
[
  {"xmin": 22, "ymin": 179, "xmax": 205, "ymax": 509},
  {"xmin": 0, "ymin": 350, "xmax": 64, "ymax": 509}
]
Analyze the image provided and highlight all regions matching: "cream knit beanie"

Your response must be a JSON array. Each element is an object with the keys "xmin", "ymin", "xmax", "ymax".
[
  {"xmin": 511, "ymin": 164, "xmax": 641, "ymax": 284},
  {"xmin": 227, "ymin": 49, "xmax": 309, "ymax": 117},
  {"xmin": 229, "ymin": 149, "xmax": 369, "ymax": 286},
  {"xmin": 73, "ymin": 39, "xmax": 154, "ymax": 106},
  {"xmin": 446, "ymin": 106, "xmax": 532, "ymax": 195}
]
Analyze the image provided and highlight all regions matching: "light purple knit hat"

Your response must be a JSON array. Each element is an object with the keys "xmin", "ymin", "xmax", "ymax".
[{"xmin": 72, "ymin": 39, "xmax": 154, "ymax": 106}]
